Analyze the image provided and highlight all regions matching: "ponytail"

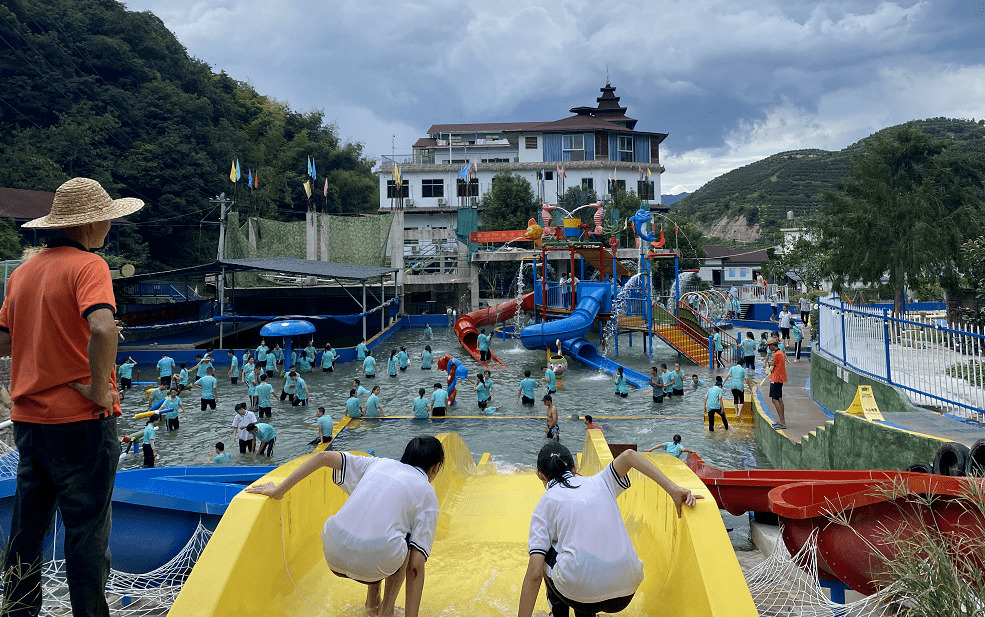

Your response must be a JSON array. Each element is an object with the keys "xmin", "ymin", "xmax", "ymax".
[{"xmin": 537, "ymin": 442, "xmax": 576, "ymax": 488}]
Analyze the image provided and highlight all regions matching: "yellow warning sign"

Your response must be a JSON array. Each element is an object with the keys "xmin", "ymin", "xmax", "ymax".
[{"xmin": 845, "ymin": 385, "xmax": 885, "ymax": 422}]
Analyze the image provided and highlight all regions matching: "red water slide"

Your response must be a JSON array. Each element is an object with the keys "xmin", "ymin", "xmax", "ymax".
[
  {"xmin": 685, "ymin": 452, "xmax": 985, "ymax": 595},
  {"xmin": 455, "ymin": 293, "xmax": 536, "ymax": 368}
]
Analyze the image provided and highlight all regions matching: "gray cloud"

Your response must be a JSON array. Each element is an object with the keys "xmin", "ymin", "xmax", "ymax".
[{"xmin": 125, "ymin": 0, "xmax": 985, "ymax": 192}]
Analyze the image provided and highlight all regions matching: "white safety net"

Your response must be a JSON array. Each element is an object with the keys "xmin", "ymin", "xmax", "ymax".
[{"xmin": 744, "ymin": 527, "xmax": 900, "ymax": 617}]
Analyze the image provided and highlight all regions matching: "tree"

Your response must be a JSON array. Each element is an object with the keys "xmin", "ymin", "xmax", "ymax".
[
  {"xmin": 479, "ymin": 171, "xmax": 540, "ymax": 232},
  {"xmin": 0, "ymin": 219, "xmax": 24, "ymax": 260},
  {"xmin": 768, "ymin": 234, "xmax": 827, "ymax": 291},
  {"xmin": 557, "ymin": 186, "xmax": 598, "ymax": 214},
  {"xmin": 816, "ymin": 124, "xmax": 984, "ymax": 314}
]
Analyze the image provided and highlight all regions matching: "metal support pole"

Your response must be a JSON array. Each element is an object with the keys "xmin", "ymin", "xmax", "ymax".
[
  {"xmin": 362, "ymin": 283, "xmax": 367, "ymax": 341},
  {"xmin": 883, "ymin": 309, "xmax": 892, "ymax": 384},
  {"xmin": 381, "ymin": 276, "xmax": 386, "ymax": 332},
  {"xmin": 211, "ymin": 193, "xmax": 233, "ymax": 349},
  {"xmin": 708, "ymin": 336, "xmax": 714, "ymax": 370},
  {"xmin": 674, "ymin": 255, "xmax": 680, "ymax": 317},
  {"xmin": 841, "ymin": 299, "xmax": 847, "ymax": 365}
]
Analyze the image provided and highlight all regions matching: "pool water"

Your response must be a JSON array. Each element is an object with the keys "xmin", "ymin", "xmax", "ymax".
[{"xmin": 118, "ymin": 326, "xmax": 774, "ymax": 469}]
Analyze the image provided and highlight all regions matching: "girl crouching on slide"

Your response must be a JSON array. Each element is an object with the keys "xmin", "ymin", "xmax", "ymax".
[
  {"xmin": 518, "ymin": 442, "xmax": 701, "ymax": 617},
  {"xmin": 246, "ymin": 436, "xmax": 444, "ymax": 617}
]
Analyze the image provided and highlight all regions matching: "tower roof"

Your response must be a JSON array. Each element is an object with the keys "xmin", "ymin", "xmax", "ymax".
[{"xmin": 569, "ymin": 82, "xmax": 636, "ymax": 129}]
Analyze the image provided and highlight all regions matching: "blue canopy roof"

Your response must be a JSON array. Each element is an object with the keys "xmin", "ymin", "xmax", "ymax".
[{"xmin": 260, "ymin": 320, "xmax": 316, "ymax": 337}]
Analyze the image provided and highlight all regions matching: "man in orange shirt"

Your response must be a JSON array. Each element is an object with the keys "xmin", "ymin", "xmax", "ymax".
[
  {"xmin": 0, "ymin": 177, "xmax": 142, "ymax": 616},
  {"xmin": 766, "ymin": 336, "xmax": 788, "ymax": 429}
]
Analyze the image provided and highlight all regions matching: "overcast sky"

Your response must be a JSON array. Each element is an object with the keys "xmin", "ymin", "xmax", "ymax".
[{"xmin": 123, "ymin": 0, "xmax": 985, "ymax": 194}]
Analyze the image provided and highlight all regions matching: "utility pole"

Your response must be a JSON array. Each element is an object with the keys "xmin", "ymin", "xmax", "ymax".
[{"xmin": 211, "ymin": 193, "xmax": 234, "ymax": 348}]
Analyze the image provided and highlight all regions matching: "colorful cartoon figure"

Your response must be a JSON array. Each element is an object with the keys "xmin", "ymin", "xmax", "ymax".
[
  {"xmin": 436, "ymin": 354, "xmax": 468, "ymax": 406},
  {"xmin": 629, "ymin": 208, "xmax": 658, "ymax": 243},
  {"xmin": 524, "ymin": 218, "xmax": 544, "ymax": 247}
]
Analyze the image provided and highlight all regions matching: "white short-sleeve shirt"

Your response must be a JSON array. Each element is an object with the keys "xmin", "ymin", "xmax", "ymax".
[
  {"xmin": 322, "ymin": 453, "xmax": 439, "ymax": 582},
  {"xmin": 231, "ymin": 411, "xmax": 257, "ymax": 441},
  {"xmin": 527, "ymin": 463, "xmax": 644, "ymax": 604}
]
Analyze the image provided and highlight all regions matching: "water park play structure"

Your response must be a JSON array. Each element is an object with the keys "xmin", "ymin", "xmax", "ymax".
[
  {"xmin": 456, "ymin": 205, "xmax": 745, "ymax": 383},
  {"xmin": 171, "ymin": 430, "xmax": 758, "ymax": 616}
]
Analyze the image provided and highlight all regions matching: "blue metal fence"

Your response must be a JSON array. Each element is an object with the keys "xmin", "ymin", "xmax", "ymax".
[{"xmin": 817, "ymin": 296, "xmax": 984, "ymax": 422}]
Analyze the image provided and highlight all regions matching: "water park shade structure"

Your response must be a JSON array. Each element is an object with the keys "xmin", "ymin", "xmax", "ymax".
[
  {"xmin": 116, "ymin": 258, "xmax": 399, "ymax": 344},
  {"xmin": 259, "ymin": 319, "xmax": 315, "ymax": 370}
]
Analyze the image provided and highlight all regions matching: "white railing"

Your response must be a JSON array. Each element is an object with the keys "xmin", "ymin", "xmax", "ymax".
[
  {"xmin": 817, "ymin": 296, "xmax": 985, "ymax": 423},
  {"xmin": 733, "ymin": 284, "xmax": 789, "ymax": 303}
]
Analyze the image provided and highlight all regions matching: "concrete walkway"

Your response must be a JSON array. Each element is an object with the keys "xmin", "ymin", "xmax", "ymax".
[{"xmin": 755, "ymin": 358, "xmax": 831, "ymax": 443}]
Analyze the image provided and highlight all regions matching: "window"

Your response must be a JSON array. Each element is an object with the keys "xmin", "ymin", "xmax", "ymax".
[
  {"xmin": 525, "ymin": 136, "xmax": 538, "ymax": 149},
  {"xmin": 563, "ymin": 134, "xmax": 585, "ymax": 161},
  {"xmin": 607, "ymin": 179, "xmax": 626, "ymax": 193},
  {"xmin": 386, "ymin": 180, "xmax": 409, "ymax": 198},
  {"xmin": 545, "ymin": 171, "xmax": 554, "ymax": 181},
  {"xmin": 740, "ymin": 268, "xmax": 748, "ymax": 278},
  {"xmin": 456, "ymin": 178, "xmax": 479, "ymax": 197},
  {"xmin": 481, "ymin": 158, "xmax": 510, "ymax": 163},
  {"xmin": 421, "ymin": 179, "xmax": 443, "ymax": 198},
  {"xmin": 581, "ymin": 178, "xmax": 594, "ymax": 190},
  {"xmin": 637, "ymin": 181, "xmax": 654, "ymax": 200},
  {"xmin": 618, "ymin": 135, "xmax": 634, "ymax": 162},
  {"xmin": 728, "ymin": 268, "xmax": 736, "ymax": 278}
]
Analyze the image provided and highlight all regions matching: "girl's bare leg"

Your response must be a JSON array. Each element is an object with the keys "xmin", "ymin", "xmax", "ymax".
[{"xmin": 378, "ymin": 551, "xmax": 411, "ymax": 617}]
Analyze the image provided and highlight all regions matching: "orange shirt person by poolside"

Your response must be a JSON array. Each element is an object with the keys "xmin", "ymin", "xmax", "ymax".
[
  {"xmin": 766, "ymin": 336, "xmax": 788, "ymax": 429},
  {"xmin": 584, "ymin": 415, "xmax": 603, "ymax": 432}
]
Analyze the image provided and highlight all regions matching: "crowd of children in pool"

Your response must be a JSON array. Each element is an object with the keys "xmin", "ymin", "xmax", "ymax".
[{"xmin": 115, "ymin": 315, "xmax": 801, "ymax": 472}]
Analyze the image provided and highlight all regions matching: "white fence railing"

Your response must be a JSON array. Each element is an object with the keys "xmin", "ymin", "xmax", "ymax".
[{"xmin": 817, "ymin": 297, "xmax": 985, "ymax": 422}]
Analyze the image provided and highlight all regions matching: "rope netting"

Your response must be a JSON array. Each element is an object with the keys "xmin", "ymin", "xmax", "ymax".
[
  {"xmin": 0, "ymin": 441, "xmax": 213, "ymax": 616},
  {"xmin": 745, "ymin": 527, "xmax": 899, "ymax": 617}
]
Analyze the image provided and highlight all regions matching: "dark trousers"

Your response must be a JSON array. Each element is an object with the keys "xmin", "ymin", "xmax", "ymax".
[
  {"xmin": 731, "ymin": 388, "xmax": 744, "ymax": 407},
  {"xmin": 239, "ymin": 438, "xmax": 255, "ymax": 454},
  {"xmin": 795, "ymin": 340, "xmax": 802, "ymax": 359},
  {"xmin": 3, "ymin": 417, "xmax": 118, "ymax": 617},
  {"xmin": 708, "ymin": 408, "xmax": 729, "ymax": 431},
  {"xmin": 479, "ymin": 350, "xmax": 490, "ymax": 361},
  {"xmin": 166, "ymin": 417, "xmax": 179, "ymax": 431},
  {"xmin": 291, "ymin": 397, "xmax": 307, "ymax": 407},
  {"xmin": 544, "ymin": 548, "xmax": 634, "ymax": 617},
  {"xmin": 744, "ymin": 355, "xmax": 756, "ymax": 370}
]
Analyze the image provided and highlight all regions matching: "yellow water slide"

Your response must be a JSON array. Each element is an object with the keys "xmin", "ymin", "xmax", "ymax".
[{"xmin": 171, "ymin": 431, "xmax": 757, "ymax": 616}]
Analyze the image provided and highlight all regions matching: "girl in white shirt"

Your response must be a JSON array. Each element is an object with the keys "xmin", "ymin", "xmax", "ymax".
[
  {"xmin": 246, "ymin": 436, "xmax": 444, "ymax": 617},
  {"xmin": 518, "ymin": 442, "xmax": 700, "ymax": 617}
]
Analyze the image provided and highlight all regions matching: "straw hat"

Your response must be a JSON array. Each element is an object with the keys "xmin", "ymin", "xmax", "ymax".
[
  {"xmin": 766, "ymin": 336, "xmax": 781, "ymax": 347},
  {"xmin": 23, "ymin": 177, "xmax": 144, "ymax": 229}
]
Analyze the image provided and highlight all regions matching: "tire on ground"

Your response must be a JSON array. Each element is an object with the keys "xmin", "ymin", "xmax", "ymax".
[
  {"xmin": 906, "ymin": 462, "xmax": 932, "ymax": 474},
  {"xmin": 932, "ymin": 441, "xmax": 970, "ymax": 477},
  {"xmin": 965, "ymin": 439, "xmax": 985, "ymax": 477}
]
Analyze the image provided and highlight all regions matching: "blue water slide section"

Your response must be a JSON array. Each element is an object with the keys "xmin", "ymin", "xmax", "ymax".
[
  {"xmin": 519, "ymin": 283, "xmax": 610, "ymax": 349},
  {"xmin": 561, "ymin": 338, "xmax": 650, "ymax": 390}
]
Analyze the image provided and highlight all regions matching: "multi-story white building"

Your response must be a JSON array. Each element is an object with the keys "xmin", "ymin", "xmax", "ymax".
[{"xmin": 377, "ymin": 82, "xmax": 669, "ymax": 313}]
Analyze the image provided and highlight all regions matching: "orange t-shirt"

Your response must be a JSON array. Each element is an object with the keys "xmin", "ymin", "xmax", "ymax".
[
  {"xmin": 770, "ymin": 349, "xmax": 787, "ymax": 384},
  {"xmin": 0, "ymin": 240, "xmax": 121, "ymax": 423}
]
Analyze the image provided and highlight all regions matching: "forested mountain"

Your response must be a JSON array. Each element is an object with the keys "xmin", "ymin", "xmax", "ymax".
[
  {"xmin": 0, "ymin": 0, "xmax": 379, "ymax": 269},
  {"xmin": 674, "ymin": 118, "xmax": 985, "ymax": 239}
]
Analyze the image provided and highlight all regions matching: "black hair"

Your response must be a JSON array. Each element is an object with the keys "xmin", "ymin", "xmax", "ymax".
[
  {"xmin": 372, "ymin": 385, "xmax": 380, "ymax": 393},
  {"xmin": 651, "ymin": 366, "xmax": 659, "ymax": 373},
  {"xmin": 246, "ymin": 423, "xmax": 257, "ymax": 432},
  {"xmin": 215, "ymin": 442, "xmax": 225, "ymax": 451},
  {"xmin": 196, "ymin": 354, "xmax": 202, "ymax": 359},
  {"xmin": 400, "ymin": 346, "xmax": 406, "ymax": 351},
  {"xmin": 260, "ymin": 374, "xmax": 267, "ymax": 381},
  {"xmin": 399, "ymin": 436, "xmax": 445, "ymax": 471},
  {"xmin": 418, "ymin": 388, "xmax": 426, "ymax": 397},
  {"xmin": 353, "ymin": 379, "xmax": 361, "ymax": 385},
  {"xmin": 537, "ymin": 442, "xmax": 576, "ymax": 488},
  {"xmin": 390, "ymin": 349, "xmax": 397, "ymax": 359},
  {"xmin": 585, "ymin": 414, "xmax": 593, "ymax": 423},
  {"xmin": 235, "ymin": 402, "xmax": 246, "ymax": 410},
  {"xmin": 715, "ymin": 375, "xmax": 723, "ymax": 386},
  {"xmin": 316, "ymin": 407, "xmax": 325, "ymax": 414},
  {"xmin": 179, "ymin": 362, "xmax": 186, "ymax": 369},
  {"xmin": 433, "ymin": 383, "xmax": 442, "ymax": 389},
  {"xmin": 349, "ymin": 388, "xmax": 356, "ymax": 396},
  {"xmin": 692, "ymin": 374, "xmax": 699, "ymax": 378},
  {"xmin": 146, "ymin": 413, "xmax": 160, "ymax": 424},
  {"xmin": 480, "ymin": 328, "xmax": 485, "ymax": 333},
  {"xmin": 476, "ymin": 374, "xmax": 485, "ymax": 385},
  {"xmin": 617, "ymin": 366, "xmax": 624, "ymax": 375},
  {"xmin": 524, "ymin": 370, "xmax": 531, "ymax": 377},
  {"xmin": 425, "ymin": 345, "xmax": 432, "ymax": 352},
  {"xmin": 542, "ymin": 394, "xmax": 552, "ymax": 403},
  {"xmin": 289, "ymin": 371, "xmax": 297, "ymax": 378},
  {"xmin": 673, "ymin": 434, "xmax": 682, "ymax": 444},
  {"xmin": 660, "ymin": 363, "xmax": 667, "ymax": 370}
]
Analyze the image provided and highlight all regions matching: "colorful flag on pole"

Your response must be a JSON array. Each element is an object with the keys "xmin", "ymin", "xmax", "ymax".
[
  {"xmin": 556, "ymin": 165, "xmax": 562, "ymax": 177},
  {"xmin": 307, "ymin": 156, "xmax": 312, "ymax": 178},
  {"xmin": 254, "ymin": 170, "xmax": 259, "ymax": 189},
  {"xmin": 247, "ymin": 169, "xmax": 253, "ymax": 189},
  {"xmin": 639, "ymin": 167, "xmax": 644, "ymax": 181},
  {"xmin": 229, "ymin": 160, "xmax": 236, "ymax": 183},
  {"xmin": 235, "ymin": 160, "xmax": 241, "ymax": 181},
  {"xmin": 303, "ymin": 180, "xmax": 312, "ymax": 198},
  {"xmin": 323, "ymin": 178, "xmax": 328, "ymax": 197},
  {"xmin": 311, "ymin": 158, "xmax": 317, "ymax": 181},
  {"xmin": 646, "ymin": 168, "xmax": 652, "ymax": 180},
  {"xmin": 393, "ymin": 163, "xmax": 401, "ymax": 184},
  {"xmin": 561, "ymin": 167, "xmax": 566, "ymax": 179}
]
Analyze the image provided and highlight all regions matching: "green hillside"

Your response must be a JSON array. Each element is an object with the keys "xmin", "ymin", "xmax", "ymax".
[
  {"xmin": 675, "ymin": 118, "xmax": 985, "ymax": 235},
  {"xmin": 0, "ymin": 0, "xmax": 378, "ymax": 269}
]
